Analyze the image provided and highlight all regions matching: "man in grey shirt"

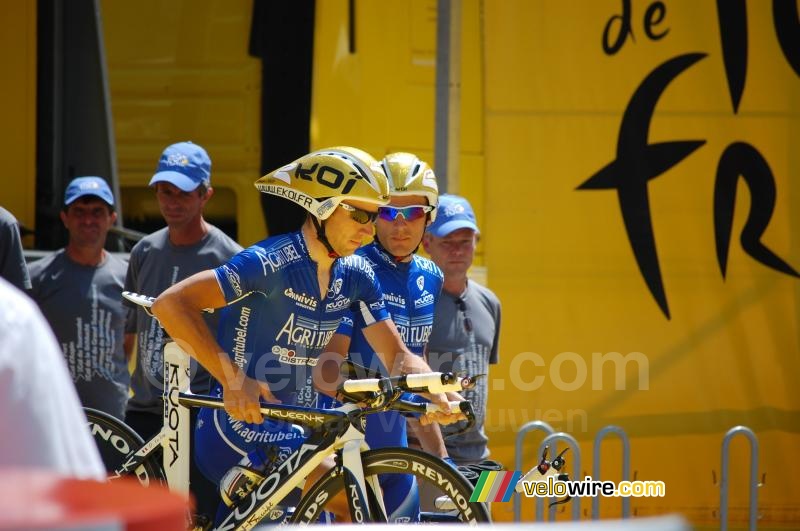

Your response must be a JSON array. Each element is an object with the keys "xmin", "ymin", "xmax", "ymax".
[
  {"xmin": 124, "ymin": 141, "xmax": 242, "ymax": 434},
  {"xmin": 423, "ymin": 194, "xmax": 501, "ymax": 465},
  {"xmin": 124, "ymin": 141, "xmax": 241, "ymax": 518},
  {"xmin": 0, "ymin": 207, "xmax": 31, "ymax": 290},
  {"xmin": 29, "ymin": 177, "xmax": 129, "ymax": 420}
]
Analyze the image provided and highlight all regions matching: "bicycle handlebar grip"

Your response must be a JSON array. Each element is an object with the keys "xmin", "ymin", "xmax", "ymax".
[
  {"xmin": 403, "ymin": 372, "xmax": 460, "ymax": 393},
  {"xmin": 341, "ymin": 378, "xmax": 392, "ymax": 394},
  {"xmin": 341, "ymin": 378, "xmax": 381, "ymax": 393},
  {"xmin": 424, "ymin": 400, "xmax": 463, "ymax": 414}
]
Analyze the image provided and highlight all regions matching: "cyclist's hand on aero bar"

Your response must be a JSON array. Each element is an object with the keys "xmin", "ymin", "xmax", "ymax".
[
  {"xmin": 223, "ymin": 375, "xmax": 279, "ymax": 424},
  {"xmin": 421, "ymin": 391, "xmax": 467, "ymax": 426}
]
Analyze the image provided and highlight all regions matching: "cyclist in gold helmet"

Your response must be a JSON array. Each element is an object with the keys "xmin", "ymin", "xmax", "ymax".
[
  {"xmin": 321, "ymin": 152, "xmax": 458, "ymax": 521},
  {"xmin": 150, "ymin": 147, "xmax": 463, "ymax": 522}
]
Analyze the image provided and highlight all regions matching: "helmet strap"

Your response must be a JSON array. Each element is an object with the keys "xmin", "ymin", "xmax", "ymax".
[{"xmin": 311, "ymin": 217, "xmax": 341, "ymax": 259}]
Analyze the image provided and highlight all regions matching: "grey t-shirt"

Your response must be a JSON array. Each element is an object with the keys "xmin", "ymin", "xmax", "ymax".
[
  {"xmin": 29, "ymin": 249, "xmax": 130, "ymax": 420},
  {"xmin": 426, "ymin": 279, "xmax": 501, "ymax": 465},
  {"xmin": 124, "ymin": 226, "xmax": 242, "ymax": 415},
  {"xmin": 0, "ymin": 207, "xmax": 31, "ymax": 290}
]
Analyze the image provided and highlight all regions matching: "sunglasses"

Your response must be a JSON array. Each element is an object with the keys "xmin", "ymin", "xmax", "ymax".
[
  {"xmin": 378, "ymin": 205, "xmax": 434, "ymax": 222},
  {"xmin": 455, "ymin": 297, "xmax": 474, "ymax": 333},
  {"xmin": 339, "ymin": 203, "xmax": 378, "ymax": 224}
]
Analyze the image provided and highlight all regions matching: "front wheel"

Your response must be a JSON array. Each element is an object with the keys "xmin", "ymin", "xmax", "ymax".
[
  {"xmin": 291, "ymin": 447, "xmax": 491, "ymax": 524},
  {"xmin": 84, "ymin": 407, "xmax": 167, "ymax": 486}
]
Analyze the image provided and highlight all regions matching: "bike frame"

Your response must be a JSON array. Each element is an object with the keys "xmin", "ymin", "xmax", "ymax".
[{"xmin": 135, "ymin": 342, "xmax": 387, "ymax": 530}]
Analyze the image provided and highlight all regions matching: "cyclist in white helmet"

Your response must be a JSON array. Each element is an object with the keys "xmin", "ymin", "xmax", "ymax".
[{"xmin": 321, "ymin": 152, "xmax": 457, "ymax": 521}]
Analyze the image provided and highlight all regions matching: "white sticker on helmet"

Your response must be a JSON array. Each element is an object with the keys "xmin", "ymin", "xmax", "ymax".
[{"xmin": 272, "ymin": 163, "xmax": 296, "ymax": 184}]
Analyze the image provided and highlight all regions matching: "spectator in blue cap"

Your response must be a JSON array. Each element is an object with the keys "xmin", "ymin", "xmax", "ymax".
[
  {"xmin": 149, "ymin": 141, "xmax": 212, "ymax": 192},
  {"xmin": 124, "ymin": 141, "xmax": 242, "ymax": 519},
  {"xmin": 422, "ymin": 194, "xmax": 502, "ymax": 467},
  {"xmin": 29, "ymin": 176, "xmax": 130, "ymax": 421}
]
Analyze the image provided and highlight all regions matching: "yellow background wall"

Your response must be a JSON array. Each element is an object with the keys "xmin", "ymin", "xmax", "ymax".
[
  {"xmin": 314, "ymin": 0, "xmax": 799, "ymax": 525},
  {"xmin": 0, "ymin": 0, "xmax": 37, "ymax": 239},
  {"xmin": 312, "ymin": 0, "xmax": 487, "ymax": 267},
  {"xmin": 100, "ymin": 0, "xmax": 265, "ymax": 246},
  {"xmin": 479, "ymin": 0, "xmax": 798, "ymax": 524}
]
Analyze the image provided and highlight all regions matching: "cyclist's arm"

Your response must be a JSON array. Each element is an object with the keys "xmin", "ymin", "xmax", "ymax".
[
  {"xmin": 314, "ymin": 333, "xmax": 350, "ymax": 398},
  {"xmin": 362, "ymin": 320, "xmax": 464, "ymax": 421},
  {"xmin": 151, "ymin": 270, "xmax": 276, "ymax": 423},
  {"xmin": 408, "ymin": 417, "xmax": 448, "ymax": 458},
  {"xmin": 361, "ymin": 319, "xmax": 434, "ymax": 376}
]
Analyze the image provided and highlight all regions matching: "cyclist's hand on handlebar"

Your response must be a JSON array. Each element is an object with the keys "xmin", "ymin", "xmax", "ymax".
[
  {"xmin": 420, "ymin": 392, "xmax": 467, "ymax": 426},
  {"xmin": 223, "ymin": 376, "xmax": 279, "ymax": 424}
]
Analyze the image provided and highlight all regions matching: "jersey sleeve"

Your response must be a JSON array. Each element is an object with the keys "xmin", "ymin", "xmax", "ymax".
[
  {"xmin": 214, "ymin": 247, "xmax": 272, "ymax": 303},
  {"xmin": 349, "ymin": 260, "xmax": 389, "ymax": 329},
  {"xmin": 335, "ymin": 314, "xmax": 355, "ymax": 337}
]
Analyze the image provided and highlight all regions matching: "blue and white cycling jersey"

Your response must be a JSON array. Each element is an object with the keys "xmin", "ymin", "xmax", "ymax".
[
  {"xmin": 194, "ymin": 231, "xmax": 390, "ymax": 483},
  {"xmin": 338, "ymin": 242, "xmax": 444, "ymax": 445},
  {"xmin": 336, "ymin": 242, "xmax": 443, "ymax": 523}
]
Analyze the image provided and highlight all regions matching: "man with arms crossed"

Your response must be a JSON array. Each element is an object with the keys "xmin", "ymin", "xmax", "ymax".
[
  {"xmin": 124, "ymin": 141, "xmax": 242, "ymax": 518},
  {"xmin": 29, "ymin": 177, "xmax": 129, "ymax": 420},
  {"xmin": 422, "ymin": 194, "xmax": 501, "ymax": 466}
]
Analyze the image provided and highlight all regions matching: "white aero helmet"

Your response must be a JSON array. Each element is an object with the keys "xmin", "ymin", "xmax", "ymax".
[
  {"xmin": 255, "ymin": 146, "xmax": 390, "ymax": 219},
  {"xmin": 380, "ymin": 152, "xmax": 439, "ymax": 221}
]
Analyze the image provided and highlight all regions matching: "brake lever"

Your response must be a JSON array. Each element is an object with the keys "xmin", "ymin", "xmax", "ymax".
[
  {"xmin": 440, "ymin": 401, "xmax": 476, "ymax": 438},
  {"xmin": 457, "ymin": 373, "xmax": 485, "ymax": 391}
]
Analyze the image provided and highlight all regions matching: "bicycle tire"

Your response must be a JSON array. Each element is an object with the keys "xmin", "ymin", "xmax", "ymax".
[
  {"xmin": 84, "ymin": 407, "xmax": 167, "ymax": 486},
  {"xmin": 290, "ymin": 447, "xmax": 491, "ymax": 524}
]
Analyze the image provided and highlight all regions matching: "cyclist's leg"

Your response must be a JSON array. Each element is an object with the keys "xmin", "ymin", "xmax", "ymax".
[
  {"xmin": 302, "ymin": 455, "xmax": 352, "ymax": 522},
  {"xmin": 378, "ymin": 473, "xmax": 420, "ymax": 523},
  {"xmin": 189, "ymin": 408, "xmax": 224, "ymax": 521},
  {"xmin": 193, "ymin": 407, "xmax": 243, "ymax": 485}
]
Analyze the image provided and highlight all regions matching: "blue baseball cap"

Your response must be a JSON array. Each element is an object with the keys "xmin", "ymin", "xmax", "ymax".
[
  {"xmin": 64, "ymin": 176, "xmax": 115, "ymax": 206},
  {"xmin": 426, "ymin": 194, "xmax": 479, "ymax": 237},
  {"xmin": 149, "ymin": 141, "xmax": 211, "ymax": 191}
]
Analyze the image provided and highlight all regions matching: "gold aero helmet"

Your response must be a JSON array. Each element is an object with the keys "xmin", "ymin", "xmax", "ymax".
[
  {"xmin": 254, "ymin": 147, "xmax": 390, "ymax": 219},
  {"xmin": 380, "ymin": 152, "xmax": 439, "ymax": 221}
]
